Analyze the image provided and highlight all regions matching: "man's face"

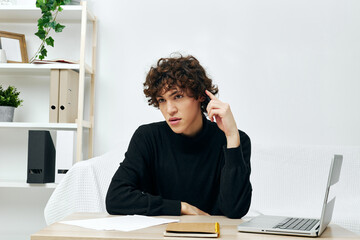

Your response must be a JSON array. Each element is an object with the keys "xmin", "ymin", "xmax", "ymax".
[{"xmin": 156, "ymin": 87, "xmax": 203, "ymax": 137}]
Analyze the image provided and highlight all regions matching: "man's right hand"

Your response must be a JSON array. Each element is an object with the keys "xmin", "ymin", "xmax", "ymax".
[{"xmin": 181, "ymin": 202, "xmax": 210, "ymax": 215}]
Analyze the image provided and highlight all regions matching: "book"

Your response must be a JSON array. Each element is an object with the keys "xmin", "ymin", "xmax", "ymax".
[
  {"xmin": 164, "ymin": 222, "xmax": 220, "ymax": 238},
  {"xmin": 32, "ymin": 59, "xmax": 79, "ymax": 64}
]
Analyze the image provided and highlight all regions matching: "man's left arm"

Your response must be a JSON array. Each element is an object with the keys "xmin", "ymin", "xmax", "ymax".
[
  {"xmin": 205, "ymin": 90, "xmax": 252, "ymax": 218},
  {"xmin": 218, "ymin": 132, "xmax": 252, "ymax": 218}
]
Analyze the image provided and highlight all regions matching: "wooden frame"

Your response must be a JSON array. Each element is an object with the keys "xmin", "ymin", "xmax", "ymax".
[{"xmin": 0, "ymin": 31, "xmax": 28, "ymax": 63}]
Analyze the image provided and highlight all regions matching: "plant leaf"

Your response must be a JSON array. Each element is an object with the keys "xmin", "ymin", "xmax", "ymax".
[
  {"xmin": 36, "ymin": 0, "xmax": 46, "ymax": 8},
  {"xmin": 0, "ymin": 85, "xmax": 23, "ymax": 108},
  {"xmin": 40, "ymin": 46, "xmax": 47, "ymax": 60},
  {"xmin": 38, "ymin": 16, "xmax": 49, "ymax": 26},
  {"xmin": 49, "ymin": 21, "xmax": 57, "ymax": 29},
  {"xmin": 35, "ymin": 29, "xmax": 46, "ymax": 40},
  {"xmin": 45, "ymin": 37, "xmax": 54, "ymax": 47},
  {"xmin": 54, "ymin": 23, "xmax": 65, "ymax": 33},
  {"xmin": 40, "ymin": 5, "xmax": 50, "ymax": 14},
  {"xmin": 43, "ymin": 11, "xmax": 52, "ymax": 18}
]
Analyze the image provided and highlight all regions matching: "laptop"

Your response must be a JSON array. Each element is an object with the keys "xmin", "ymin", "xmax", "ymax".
[{"xmin": 238, "ymin": 154, "xmax": 343, "ymax": 237}]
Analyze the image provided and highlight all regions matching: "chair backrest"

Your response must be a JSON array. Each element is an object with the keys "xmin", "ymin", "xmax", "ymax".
[{"xmin": 44, "ymin": 143, "xmax": 127, "ymax": 225}]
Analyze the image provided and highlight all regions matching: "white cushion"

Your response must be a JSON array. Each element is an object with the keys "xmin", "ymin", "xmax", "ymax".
[{"xmin": 44, "ymin": 145, "xmax": 126, "ymax": 225}]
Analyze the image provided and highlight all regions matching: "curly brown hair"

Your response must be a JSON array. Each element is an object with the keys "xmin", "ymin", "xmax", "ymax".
[{"xmin": 143, "ymin": 54, "xmax": 218, "ymax": 114}]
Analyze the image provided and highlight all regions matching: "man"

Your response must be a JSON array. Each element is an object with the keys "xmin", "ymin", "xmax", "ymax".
[{"xmin": 106, "ymin": 54, "xmax": 252, "ymax": 218}]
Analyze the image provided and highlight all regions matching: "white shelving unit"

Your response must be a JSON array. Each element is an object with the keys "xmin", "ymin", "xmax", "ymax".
[{"xmin": 0, "ymin": 2, "xmax": 97, "ymax": 188}]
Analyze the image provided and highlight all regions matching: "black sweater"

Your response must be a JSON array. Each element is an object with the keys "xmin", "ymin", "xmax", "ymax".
[{"xmin": 106, "ymin": 117, "xmax": 252, "ymax": 218}]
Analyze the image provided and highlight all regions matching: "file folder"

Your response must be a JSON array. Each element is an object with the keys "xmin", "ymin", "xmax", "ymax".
[
  {"xmin": 55, "ymin": 130, "xmax": 76, "ymax": 183},
  {"xmin": 49, "ymin": 69, "xmax": 60, "ymax": 123},
  {"xmin": 27, "ymin": 130, "xmax": 56, "ymax": 183},
  {"xmin": 58, "ymin": 69, "xmax": 79, "ymax": 123}
]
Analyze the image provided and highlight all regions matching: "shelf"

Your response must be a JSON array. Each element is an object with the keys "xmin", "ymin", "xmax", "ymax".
[
  {"xmin": 0, "ymin": 122, "xmax": 77, "ymax": 130},
  {"xmin": 0, "ymin": 180, "xmax": 57, "ymax": 188},
  {"xmin": 0, "ymin": 63, "xmax": 93, "ymax": 75},
  {"xmin": 0, "ymin": 5, "xmax": 95, "ymax": 22},
  {"xmin": 0, "ymin": 122, "xmax": 92, "ymax": 130}
]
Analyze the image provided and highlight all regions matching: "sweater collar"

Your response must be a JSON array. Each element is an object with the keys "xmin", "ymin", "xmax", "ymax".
[{"xmin": 166, "ymin": 115, "xmax": 211, "ymax": 148}]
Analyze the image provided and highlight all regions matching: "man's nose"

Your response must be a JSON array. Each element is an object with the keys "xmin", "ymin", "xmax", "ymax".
[{"xmin": 167, "ymin": 101, "xmax": 177, "ymax": 115}]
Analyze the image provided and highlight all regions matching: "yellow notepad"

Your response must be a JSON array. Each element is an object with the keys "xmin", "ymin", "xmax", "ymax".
[{"xmin": 164, "ymin": 222, "xmax": 220, "ymax": 238}]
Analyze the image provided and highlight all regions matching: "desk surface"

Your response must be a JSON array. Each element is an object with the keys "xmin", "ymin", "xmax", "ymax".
[{"xmin": 31, "ymin": 213, "xmax": 359, "ymax": 240}]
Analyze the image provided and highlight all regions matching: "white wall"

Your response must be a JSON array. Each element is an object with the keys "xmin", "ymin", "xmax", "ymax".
[{"xmin": 89, "ymin": 0, "xmax": 360, "ymax": 156}]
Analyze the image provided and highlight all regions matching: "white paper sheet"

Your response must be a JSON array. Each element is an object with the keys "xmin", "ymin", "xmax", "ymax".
[{"xmin": 60, "ymin": 215, "xmax": 179, "ymax": 232}]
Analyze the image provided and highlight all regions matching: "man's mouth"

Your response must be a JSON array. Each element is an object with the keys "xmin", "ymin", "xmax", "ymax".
[{"xmin": 169, "ymin": 117, "xmax": 181, "ymax": 125}]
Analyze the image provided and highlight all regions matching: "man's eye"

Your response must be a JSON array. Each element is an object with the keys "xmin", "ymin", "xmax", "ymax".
[
  {"xmin": 158, "ymin": 99, "xmax": 165, "ymax": 103},
  {"xmin": 175, "ymin": 95, "xmax": 183, "ymax": 100}
]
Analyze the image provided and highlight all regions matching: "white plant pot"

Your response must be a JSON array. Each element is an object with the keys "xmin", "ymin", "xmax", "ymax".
[{"xmin": 0, "ymin": 106, "xmax": 15, "ymax": 122}]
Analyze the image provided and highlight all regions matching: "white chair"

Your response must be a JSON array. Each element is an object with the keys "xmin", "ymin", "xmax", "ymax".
[{"xmin": 44, "ymin": 145, "xmax": 126, "ymax": 225}]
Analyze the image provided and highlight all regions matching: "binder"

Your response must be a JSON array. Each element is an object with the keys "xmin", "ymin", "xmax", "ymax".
[
  {"xmin": 58, "ymin": 69, "xmax": 79, "ymax": 123},
  {"xmin": 27, "ymin": 130, "xmax": 56, "ymax": 183},
  {"xmin": 55, "ymin": 130, "xmax": 76, "ymax": 183},
  {"xmin": 49, "ymin": 69, "xmax": 60, "ymax": 123}
]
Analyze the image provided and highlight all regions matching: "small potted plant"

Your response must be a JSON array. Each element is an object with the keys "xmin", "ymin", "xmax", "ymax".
[{"xmin": 0, "ymin": 85, "xmax": 23, "ymax": 122}]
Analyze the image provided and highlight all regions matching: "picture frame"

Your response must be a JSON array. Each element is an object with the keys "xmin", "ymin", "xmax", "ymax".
[{"xmin": 0, "ymin": 31, "xmax": 29, "ymax": 63}]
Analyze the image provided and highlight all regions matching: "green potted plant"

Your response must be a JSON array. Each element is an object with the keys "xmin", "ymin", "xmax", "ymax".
[{"xmin": 0, "ymin": 85, "xmax": 23, "ymax": 122}]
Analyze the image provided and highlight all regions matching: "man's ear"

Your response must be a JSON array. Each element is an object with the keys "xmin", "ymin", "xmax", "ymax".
[{"xmin": 199, "ymin": 95, "xmax": 211, "ymax": 109}]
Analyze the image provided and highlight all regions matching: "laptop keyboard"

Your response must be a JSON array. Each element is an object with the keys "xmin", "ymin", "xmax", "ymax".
[{"xmin": 274, "ymin": 218, "xmax": 320, "ymax": 231}]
